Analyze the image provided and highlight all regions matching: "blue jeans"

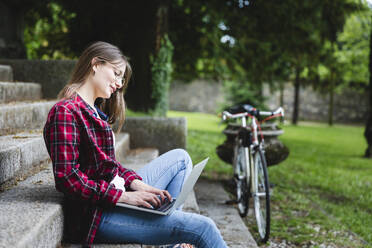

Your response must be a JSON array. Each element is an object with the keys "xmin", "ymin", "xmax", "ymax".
[{"xmin": 95, "ymin": 149, "xmax": 227, "ymax": 248}]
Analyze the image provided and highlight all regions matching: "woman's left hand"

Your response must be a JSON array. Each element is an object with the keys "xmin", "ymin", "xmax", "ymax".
[{"xmin": 130, "ymin": 179, "xmax": 172, "ymax": 203}]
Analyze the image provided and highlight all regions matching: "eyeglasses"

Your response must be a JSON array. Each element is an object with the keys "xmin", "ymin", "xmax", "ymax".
[
  {"xmin": 114, "ymin": 74, "xmax": 123, "ymax": 86},
  {"xmin": 109, "ymin": 63, "xmax": 124, "ymax": 86}
]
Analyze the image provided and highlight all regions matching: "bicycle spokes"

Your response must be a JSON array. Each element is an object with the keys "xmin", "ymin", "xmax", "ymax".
[
  {"xmin": 234, "ymin": 145, "xmax": 250, "ymax": 217},
  {"xmin": 253, "ymin": 149, "xmax": 270, "ymax": 243}
]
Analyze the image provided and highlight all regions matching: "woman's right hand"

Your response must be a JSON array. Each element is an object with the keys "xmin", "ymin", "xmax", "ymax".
[{"xmin": 117, "ymin": 191, "xmax": 162, "ymax": 209}]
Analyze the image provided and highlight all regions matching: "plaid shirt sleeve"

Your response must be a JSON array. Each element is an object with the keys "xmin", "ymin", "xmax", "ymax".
[
  {"xmin": 117, "ymin": 164, "xmax": 142, "ymax": 189},
  {"xmin": 45, "ymin": 105, "xmax": 122, "ymax": 206}
]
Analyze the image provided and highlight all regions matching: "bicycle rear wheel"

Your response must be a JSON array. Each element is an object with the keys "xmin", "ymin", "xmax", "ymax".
[
  {"xmin": 233, "ymin": 140, "xmax": 250, "ymax": 217},
  {"xmin": 253, "ymin": 148, "xmax": 270, "ymax": 243}
]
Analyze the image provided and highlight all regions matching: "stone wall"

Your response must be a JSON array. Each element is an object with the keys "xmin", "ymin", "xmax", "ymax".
[
  {"xmin": 169, "ymin": 79, "xmax": 226, "ymax": 114},
  {"xmin": 122, "ymin": 117, "xmax": 187, "ymax": 155},
  {"xmin": 264, "ymin": 83, "xmax": 370, "ymax": 124},
  {"xmin": 0, "ymin": 59, "xmax": 76, "ymax": 99}
]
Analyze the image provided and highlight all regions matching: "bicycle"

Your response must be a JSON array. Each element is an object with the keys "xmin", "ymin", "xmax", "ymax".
[{"xmin": 221, "ymin": 104, "xmax": 284, "ymax": 243}]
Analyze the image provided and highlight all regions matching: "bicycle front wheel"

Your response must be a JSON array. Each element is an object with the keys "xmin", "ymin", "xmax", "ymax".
[
  {"xmin": 233, "ymin": 140, "xmax": 250, "ymax": 217},
  {"xmin": 253, "ymin": 148, "xmax": 270, "ymax": 243}
]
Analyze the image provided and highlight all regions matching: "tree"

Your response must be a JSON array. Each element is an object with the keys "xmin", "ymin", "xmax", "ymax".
[
  {"xmin": 315, "ymin": 8, "xmax": 371, "ymax": 125},
  {"xmin": 19, "ymin": 0, "xmax": 364, "ymax": 118},
  {"xmin": 364, "ymin": 13, "xmax": 372, "ymax": 158},
  {"xmin": 22, "ymin": 0, "xmax": 173, "ymax": 114},
  {"xmin": 0, "ymin": 0, "xmax": 50, "ymax": 58},
  {"xmin": 169, "ymin": 0, "xmax": 361, "ymax": 122}
]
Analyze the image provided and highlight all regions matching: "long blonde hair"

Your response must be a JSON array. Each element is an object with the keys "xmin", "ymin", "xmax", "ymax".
[{"xmin": 58, "ymin": 41, "xmax": 132, "ymax": 132}]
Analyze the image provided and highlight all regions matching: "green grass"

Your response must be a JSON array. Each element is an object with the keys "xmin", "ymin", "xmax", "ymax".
[
  {"xmin": 126, "ymin": 109, "xmax": 233, "ymax": 177},
  {"xmin": 128, "ymin": 109, "xmax": 372, "ymax": 246},
  {"xmin": 168, "ymin": 111, "xmax": 233, "ymax": 178},
  {"xmin": 266, "ymin": 123, "xmax": 372, "ymax": 247}
]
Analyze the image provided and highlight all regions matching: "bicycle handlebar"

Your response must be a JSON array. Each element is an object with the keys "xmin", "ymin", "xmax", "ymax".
[{"xmin": 222, "ymin": 106, "xmax": 284, "ymax": 121}]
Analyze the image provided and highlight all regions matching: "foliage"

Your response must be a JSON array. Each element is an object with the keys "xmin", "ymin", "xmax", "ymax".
[
  {"xmin": 314, "ymin": 6, "xmax": 371, "ymax": 95},
  {"xmin": 21, "ymin": 0, "xmax": 368, "ymax": 115},
  {"xmin": 150, "ymin": 35, "xmax": 174, "ymax": 117},
  {"xmin": 222, "ymin": 80, "xmax": 266, "ymax": 110},
  {"xmin": 335, "ymin": 10, "xmax": 371, "ymax": 89},
  {"xmin": 23, "ymin": 2, "xmax": 76, "ymax": 60},
  {"xmin": 169, "ymin": 0, "xmax": 364, "ymax": 110}
]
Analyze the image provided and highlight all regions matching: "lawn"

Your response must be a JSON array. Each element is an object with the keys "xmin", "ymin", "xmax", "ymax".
[
  {"xmin": 128, "ymin": 110, "xmax": 372, "ymax": 247},
  {"xmin": 267, "ymin": 123, "xmax": 372, "ymax": 247},
  {"xmin": 168, "ymin": 111, "xmax": 372, "ymax": 247},
  {"xmin": 167, "ymin": 111, "xmax": 233, "ymax": 178}
]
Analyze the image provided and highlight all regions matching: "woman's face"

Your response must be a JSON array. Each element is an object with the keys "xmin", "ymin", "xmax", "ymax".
[{"xmin": 92, "ymin": 60, "xmax": 126, "ymax": 99}]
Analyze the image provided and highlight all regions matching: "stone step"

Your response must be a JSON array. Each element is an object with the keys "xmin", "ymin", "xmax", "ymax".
[
  {"xmin": 64, "ymin": 148, "xmax": 203, "ymax": 248},
  {"xmin": 121, "ymin": 148, "xmax": 159, "ymax": 171},
  {"xmin": 0, "ymin": 165, "xmax": 63, "ymax": 248},
  {"xmin": 0, "ymin": 131, "xmax": 138, "ymax": 248},
  {"xmin": 0, "ymin": 162, "xmax": 201, "ymax": 248},
  {"xmin": 0, "ymin": 65, "xmax": 13, "ymax": 81},
  {"xmin": 0, "ymin": 130, "xmax": 49, "ymax": 188},
  {"xmin": 0, "ymin": 100, "xmax": 56, "ymax": 135},
  {"xmin": 194, "ymin": 179, "xmax": 258, "ymax": 248},
  {"xmin": 0, "ymin": 82, "xmax": 42, "ymax": 103},
  {"xmin": 114, "ymin": 132, "xmax": 130, "ymax": 163}
]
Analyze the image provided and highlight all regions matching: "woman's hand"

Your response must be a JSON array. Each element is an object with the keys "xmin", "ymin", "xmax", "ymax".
[
  {"xmin": 118, "ymin": 191, "xmax": 162, "ymax": 208},
  {"xmin": 130, "ymin": 179, "xmax": 172, "ymax": 203}
]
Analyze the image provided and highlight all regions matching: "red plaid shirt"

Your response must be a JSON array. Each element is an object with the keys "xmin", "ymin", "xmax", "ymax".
[{"xmin": 43, "ymin": 93, "xmax": 142, "ymax": 246}]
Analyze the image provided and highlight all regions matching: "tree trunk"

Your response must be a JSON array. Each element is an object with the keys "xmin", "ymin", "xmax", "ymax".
[
  {"xmin": 0, "ymin": 1, "xmax": 28, "ymax": 58},
  {"xmin": 364, "ymin": 22, "xmax": 372, "ymax": 158},
  {"xmin": 279, "ymin": 82, "xmax": 284, "ymax": 124},
  {"xmin": 125, "ymin": 1, "xmax": 169, "ymax": 112},
  {"xmin": 328, "ymin": 72, "xmax": 334, "ymax": 126},
  {"xmin": 292, "ymin": 67, "xmax": 300, "ymax": 125}
]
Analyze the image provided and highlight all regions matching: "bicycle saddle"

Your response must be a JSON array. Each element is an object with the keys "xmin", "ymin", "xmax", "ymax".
[{"xmin": 226, "ymin": 104, "xmax": 259, "ymax": 116}]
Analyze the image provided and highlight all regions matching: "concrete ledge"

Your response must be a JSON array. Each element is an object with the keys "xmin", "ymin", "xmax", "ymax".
[
  {"xmin": 0, "ymin": 59, "xmax": 76, "ymax": 99},
  {"xmin": 0, "ymin": 130, "xmax": 49, "ymax": 185},
  {"xmin": 0, "ymin": 82, "xmax": 42, "ymax": 103},
  {"xmin": 121, "ymin": 148, "xmax": 159, "ymax": 171},
  {"xmin": 114, "ymin": 133, "xmax": 131, "ymax": 164},
  {"xmin": 0, "ymin": 131, "xmax": 139, "ymax": 248},
  {"xmin": 0, "ymin": 167, "xmax": 64, "ymax": 248},
  {"xmin": 0, "ymin": 65, "xmax": 13, "ymax": 82},
  {"xmin": 0, "ymin": 129, "xmax": 197, "ymax": 248},
  {"xmin": 122, "ymin": 117, "xmax": 187, "ymax": 155},
  {"xmin": 0, "ymin": 100, "xmax": 56, "ymax": 135},
  {"xmin": 195, "ymin": 179, "xmax": 258, "ymax": 248}
]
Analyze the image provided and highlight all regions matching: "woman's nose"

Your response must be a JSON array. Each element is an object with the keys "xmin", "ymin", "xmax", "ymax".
[{"xmin": 115, "ymin": 79, "xmax": 123, "ymax": 88}]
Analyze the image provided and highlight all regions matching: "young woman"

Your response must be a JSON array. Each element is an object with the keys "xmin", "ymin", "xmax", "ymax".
[{"xmin": 43, "ymin": 41, "xmax": 227, "ymax": 248}]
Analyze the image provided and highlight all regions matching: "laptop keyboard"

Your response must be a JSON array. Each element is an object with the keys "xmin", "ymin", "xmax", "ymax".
[
  {"xmin": 156, "ymin": 199, "xmax": 176, "ymax": 212},
  {"xmin": 139, "ymin": 198, "xmax": 176, "ymax": 212}
]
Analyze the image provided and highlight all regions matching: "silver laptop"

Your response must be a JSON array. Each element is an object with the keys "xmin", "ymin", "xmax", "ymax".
[{"xmin": 116, "ymin": 157, "xmax": 209, "ymax": 215}]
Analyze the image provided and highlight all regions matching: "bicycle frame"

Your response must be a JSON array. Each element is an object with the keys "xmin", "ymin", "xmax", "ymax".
[
  {"xmin": 237, "ymin": 114, "xmax": 259, "ymax": 199},
  {"xmin": 222, "ymin": 107, "xmax": 284, "ymax": 197},
  {"xmin": 222, "ymin": 106, "xmax": 284, "ymax": 242}
]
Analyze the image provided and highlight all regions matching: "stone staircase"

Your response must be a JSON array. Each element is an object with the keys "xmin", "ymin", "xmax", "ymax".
[{"xmin": 0, "ymin": 64, "xmax": 258, "ymax": 248}]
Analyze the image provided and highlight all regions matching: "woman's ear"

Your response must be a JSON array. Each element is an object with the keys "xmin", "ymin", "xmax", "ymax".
[{"xmin": 91, "ymin": 57, "xmax": 98, "ymax": 74}]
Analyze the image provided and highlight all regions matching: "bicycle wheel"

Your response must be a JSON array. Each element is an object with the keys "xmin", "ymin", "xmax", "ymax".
[
  {"xmin": 233, "ymin": 139, "xmax": 250, "ymax": 217},
  {"xmin": 253, "ymin": 148, "xmax": 270, "ymax": 243}
]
